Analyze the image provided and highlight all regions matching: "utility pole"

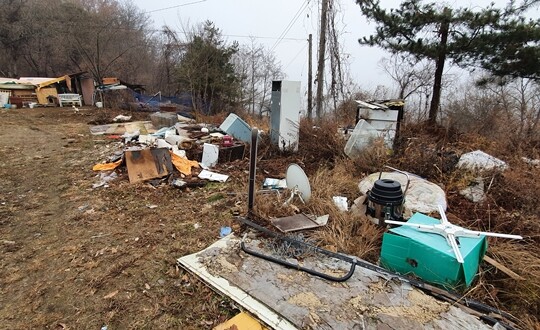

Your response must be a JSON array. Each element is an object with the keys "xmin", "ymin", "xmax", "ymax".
[
  {"xmin": 315, "ymin": 0, "xmax": 329, "ymax": 119},
  {"xmin": 307, "ymin": 34, "xmax": 313, "ymax": 119}
]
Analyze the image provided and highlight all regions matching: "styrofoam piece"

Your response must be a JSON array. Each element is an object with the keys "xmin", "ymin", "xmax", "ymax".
[
  {"xmin": 164, "ymin": 128, "xmax": 177, "ymax": 138},
  {"xmin": 138, "ymin": 134, "xmax": 157, "ymax": 145},
  {"xmin": 165, "ymin": 135, "xmax": 182, "ymax": 146},
  {"xmin": 201, "ymin": 143, "xmax": 219, "ymax": 168},
  {"xmin": 333, "ymin": 196, "xmax": 348, "ymax": 212},
  {"xmin": 457, "ymin": 150, "xmax": 508, "ymax": 172},
  {"xmin": 344, "ymin": 120, "xmax": 381, "ymax": 158},
  {"xmin": 177, "ymin": 235, "xmax": 297, "ymax": 330},
  {"xmin": 171, "ymin": 146, "xmax": 186, "ymax": 158},
  {"xmin": 198, "ymin": 169, "xmax": 228, "ymax": 182},
  {"xmin": 219, "ymin": 113, "xmax": 252, "ymax": 143},
  {"xmin": 156, "ymin": 139, "xmax": 173, "ymax": 150}
]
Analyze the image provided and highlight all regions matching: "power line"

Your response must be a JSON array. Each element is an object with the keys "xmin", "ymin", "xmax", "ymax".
[
  {"xmin": 284, "ymin": 43, "xmax": 308, "ymax": 70},
  {"xmin": 149, "ymin": 28, "xmax": 305, "ymax": 41},
  {"xmin": 146, "ymin": 0, "xmax": 208, "ymax": 13},
  {"xmin": 270, "ymin": 0, "xmax": 310, "ymax": 52},
  {"xmin": 59, "ymin": 21, "xmax": 306, "ymax": 42}
]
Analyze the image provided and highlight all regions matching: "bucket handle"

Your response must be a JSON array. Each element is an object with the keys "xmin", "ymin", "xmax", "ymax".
[{"xmin": 378, "ymin": 165, "xmax": 410, "ymax": 196}]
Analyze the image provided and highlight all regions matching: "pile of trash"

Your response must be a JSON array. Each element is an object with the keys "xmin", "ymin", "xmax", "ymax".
[{"xmin": 91, "ymin": 113, "xmax": 249, "ymax": 189}]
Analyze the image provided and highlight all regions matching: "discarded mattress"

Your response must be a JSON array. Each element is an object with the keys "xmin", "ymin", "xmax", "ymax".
[
  {"xmin": 178, "ymin": 234, "xmax": 492, "ymax": 330},
  {"xmin": 358, "ymin": 172, "xmax": 446, "ymax": 218}
]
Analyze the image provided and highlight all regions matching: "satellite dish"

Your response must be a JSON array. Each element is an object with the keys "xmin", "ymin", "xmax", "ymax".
[{"xmin": 285, "ymin": 164, "xmax": 311, "ymax": 204}]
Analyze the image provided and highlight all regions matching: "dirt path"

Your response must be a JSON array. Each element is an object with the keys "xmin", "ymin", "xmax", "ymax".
[{"xmin": 0, "ymin": 108, "xmax": 239, "ymax": 329}]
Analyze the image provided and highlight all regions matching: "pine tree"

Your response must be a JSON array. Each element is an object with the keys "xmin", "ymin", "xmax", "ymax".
[
  {"xmin": 356, "ymin": 0, "xmax": 540, "ymax": 124},
  {"xmin": 175, "ymin": 21, "xmax": 240, "ymax": 114}
]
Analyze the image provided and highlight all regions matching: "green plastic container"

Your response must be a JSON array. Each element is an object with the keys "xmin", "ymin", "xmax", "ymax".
[{"xmin": 380, "ymin": 213, "xmax": 487, "ymax": 290}]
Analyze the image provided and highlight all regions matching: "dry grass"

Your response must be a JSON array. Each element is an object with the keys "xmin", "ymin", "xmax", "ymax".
[{"xmin": 251, "ymin": 158, "xmax": 384, "ymax": 261}]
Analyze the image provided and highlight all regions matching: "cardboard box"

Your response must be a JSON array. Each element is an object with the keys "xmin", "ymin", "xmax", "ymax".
[{"xmin": 380, "ymin": 213, "xmax": 487, "ymax": 290}]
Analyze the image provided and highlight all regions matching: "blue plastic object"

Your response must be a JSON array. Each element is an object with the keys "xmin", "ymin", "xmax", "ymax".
[{"xmin": 220, "ymin": 226, "xmax": 232, "ymax": 237}]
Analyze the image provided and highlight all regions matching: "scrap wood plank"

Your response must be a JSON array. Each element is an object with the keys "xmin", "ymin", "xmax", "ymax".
[
  {"xmin": 125, "ymin": 148, "xmax": 172, "ymax": 183},
  {"xmin": 177, "ymin": 236, "xmax": 298, "ymax": 330},
  {"xmin": 483, "ymin": 255, "xmax": 523, "ymax": 281}
]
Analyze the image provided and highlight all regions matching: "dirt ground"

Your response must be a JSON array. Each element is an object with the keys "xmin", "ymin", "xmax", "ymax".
[{"xmin": 0, "ymin": 107, "xmax": 249, "ymax": 329}]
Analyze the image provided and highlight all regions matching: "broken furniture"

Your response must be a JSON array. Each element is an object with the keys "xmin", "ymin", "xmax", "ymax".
[
  {"xmin": 355, "ymin": 99, "xmax": 401, "ymax": 147},
  {"xmin": 58, "ymin": 93, "xmax": 82, "ymax": 107}
]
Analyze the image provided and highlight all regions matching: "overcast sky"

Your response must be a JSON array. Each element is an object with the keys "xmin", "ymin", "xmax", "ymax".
[{"xmin": 132, "ymin": 0, "xmax": 536, "ymax": 95}]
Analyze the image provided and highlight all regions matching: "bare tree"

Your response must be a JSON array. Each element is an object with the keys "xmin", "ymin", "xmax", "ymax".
[
  {"xmin": 379, "ymin": 56, "xmax": 433, "ymax": 101},
  {"xmin": 0, "ymin": 0, "xmax": 153, "ymax": 84},
  {"xmin": 70, "ymin": 0, "xmax": 152, "ymax": 83},
  {"xmin": 233, "ymin": 40, "xmax": 284, "ymax": 116},
  {"xmin": 490, "ymin": 78, "xmax": 540, "ymax": 141}
]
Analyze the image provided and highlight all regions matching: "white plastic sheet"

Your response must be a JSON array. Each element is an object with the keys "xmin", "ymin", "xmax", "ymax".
[{"xmin": 344, "ymin": 120, "xmax": 381, "ymax": 158}]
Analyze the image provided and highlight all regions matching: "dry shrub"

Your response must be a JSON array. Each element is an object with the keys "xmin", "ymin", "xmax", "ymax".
[
  {"xmin": 297, "ymin": 117, "xmax": 347, "ymax": 172},
  {"xmin": 351, "ymin": 138, "xmax": 391, "ymax": 175},
  {"xmin": 391, "ymin": 122, "xmax": 462, "ymax": 181},
  {"xmin": 489, "ymin": 163, "xmax": 540, "ymax": 217},
  {"xmin": 355, "ymin": 119, "xmax": 540, "ymax": 326},
  {"xmin": 249, "ymin": 158, "xmax": 383, "ymax": 260},
  {"xmin": 195, "ymin": 111, "xmax": 228, "ymax": 126},
  {"xmin": 242, "ymin": 112, "xmax": 271, "ymax": 132}
]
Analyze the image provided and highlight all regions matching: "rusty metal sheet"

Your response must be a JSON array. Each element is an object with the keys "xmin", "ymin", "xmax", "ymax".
[{"xmin": 270, "ymin": 213, "xmax": 326, "ymax": 233}]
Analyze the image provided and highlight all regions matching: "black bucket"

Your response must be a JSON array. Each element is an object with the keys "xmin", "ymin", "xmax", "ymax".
[{"xmin": 366, "ymin": 178, "xmax": 405, "ymax": 225}]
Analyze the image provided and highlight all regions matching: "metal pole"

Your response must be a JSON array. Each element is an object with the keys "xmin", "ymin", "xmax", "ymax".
[
  {"xmin": 247, "ymin": 128, "xmax": 258, "ymax": 214},
  {"xmin": 307, "ymin": 34, "xmax": 313, "ymax": 119}
]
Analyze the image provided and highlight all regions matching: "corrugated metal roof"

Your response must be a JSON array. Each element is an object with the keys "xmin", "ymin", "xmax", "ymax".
[{"xmin": 355, "ymin": 100, "xmax": 388, "ymax": 110}]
